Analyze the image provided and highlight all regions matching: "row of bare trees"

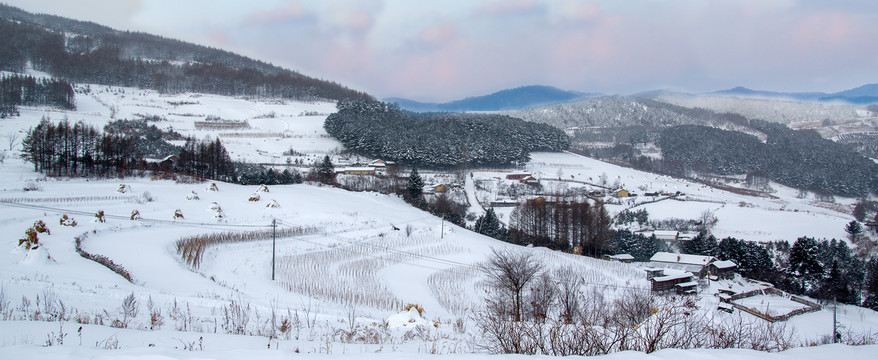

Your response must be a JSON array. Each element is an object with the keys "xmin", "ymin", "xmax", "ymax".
[
  {"xmin": 21, "ymin": 117, "xmax": 137, "ymax": 177},
  {"xmin": 508, "ymin": 198, "xmax": 613, "ymax": 256},
  {"xmin": 476, "ymin": 249, "xmax": 797, "ymax": 355}
]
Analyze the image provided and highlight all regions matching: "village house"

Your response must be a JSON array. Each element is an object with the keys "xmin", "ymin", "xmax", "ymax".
[
  {"xmin": 650, "ymin": 273, "xmax": 697, "ymax": 295},
  {"xmin": 646, "ymin": 252, "xmax": 716, "ymax": 278},
  {"xmin": 367, "ymin": 159, "xmax": 388, "ymax": 175},
  {"xmin": 708, "ymin": 260, "xmax": 738, "ymax": 280},
  {"xmin": 338, "ymin": 167, "xmax": 375, "ymax": 175},
  {"xmin": 603, "ymin": 253, "xmax": 635, "ymax": 263},
  {"xmin": 505, "ymin": 172, "xmax": 531, "ymax": 181},
  {"xmin": 519, "ymin": 175, "xmax": 539, "ymax": 185}
]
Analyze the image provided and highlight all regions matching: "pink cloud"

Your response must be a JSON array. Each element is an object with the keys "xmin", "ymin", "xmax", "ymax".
[
  {"xmin": 790, "ymin": 12, "xmax": 858, "ymax": 50},
  {"xmin": 419, "ymin": 24, "xmax": 457, "ymax": 44},
  {"xmin": 563, "ymin": 1, "xmax": 600, "ymax": 21},
  {"xmin": 244, "ymin": 2, "xmax": 308, "ymax": 25},
  {"xmin": 338, "ymin": 11, "xmax": 374, "ymax": 31},
  {"xmin": 476, "ymin": 0, "xmax": 543, "ymax": 17}
]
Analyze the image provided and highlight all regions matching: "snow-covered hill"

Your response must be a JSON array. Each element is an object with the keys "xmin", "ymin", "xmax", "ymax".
[{"xmin": 1, "ymin": 85, "xmax": 876, "ymax": 359}]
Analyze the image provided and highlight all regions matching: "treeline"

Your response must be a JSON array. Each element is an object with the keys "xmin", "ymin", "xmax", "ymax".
[
  {"xmin": 177, "ymin": 137, "xmax": 237, "ymax": 182},
  {"xmin": 507, "ymin": 198, "xmax": 613, "ymax": 256},
  {"xmin": 22, "ymin": 118, "xmax": 138, "ymax": 176},
  {"xmin": 21, "ymin": 118, "xmax": 235, "ymax": 181},
  {"xmin": 0, "ymin": 74, "xmax": 74, "ymax": 117},
  {"xmin": 103, "ymin": 119, "xmax": 183, "ymax": 158},
  {"xmin": 324, "ymin": 99, "xmax": 570, "ymax": 167},
  {"xmin": 471, "ymin": 197, "xmax": 613, "ymax": 258},
  {"xmin": 654, "ymin": 121, "xmax": 878, "ymax": 197},
  {"xmin": 0, "ymin": 13, "xmax": 371, "ymax": 101}
]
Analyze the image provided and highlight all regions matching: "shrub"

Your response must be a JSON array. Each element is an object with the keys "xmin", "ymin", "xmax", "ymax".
[
  {"xmin": 74, "ymin": 233, "xmax": 133, "ymax": 282},
  {"xmin": 94, "ymin": 210, "xmax": 106, "ymax": 223},
  {"xmin": 33, "ymin": 220, "xmax": 50, "ymax": 234},
  {"xmin": 130, "ymin": 210, "xmax": 141, "ymax": 220},
  {"xmin": 59, "ymin": 214, "xmax": 77, "ymax": 227},
  {"xmin": 174, "ymin": 209, "xmax": 184, "ymax": 219},
  {"xmin": 18, "ymin": 228, "xmax": 39, "ymax": 250}
]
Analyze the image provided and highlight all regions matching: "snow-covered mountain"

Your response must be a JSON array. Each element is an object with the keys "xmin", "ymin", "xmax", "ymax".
[{"xmin": 385, "ymin": 85, "xmax": 597, "ymax": 112}]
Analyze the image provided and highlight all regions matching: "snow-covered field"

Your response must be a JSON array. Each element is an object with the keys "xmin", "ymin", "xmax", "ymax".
[
  {"xmin": 476, "ymin": 151, "xmax": 853, "ymax": 242},
  {"xmin": 1, "ymin": 84, "xmax": 876, "ymax": 359}
]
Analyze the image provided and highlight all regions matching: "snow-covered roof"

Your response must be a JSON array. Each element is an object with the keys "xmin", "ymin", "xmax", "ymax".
[
  {"xmin": 652, "ymin": 273, "xmax": 693, "ymax": 282},
  {"xmin": 651, "ymin": 230, "xmax": 679, "ymax": 240},
  {"xmin": 650, "ymin": 252, "xmax": 715, "ymax": 266},
  {"xmin": 644, "ymin": 262, "xmax": 704, "ymax": 275},
  {"xmin": 676, "ymin": 281, "xmax": 698, "ymax": 288},
  {"xmin": 340, "ymin": 167, "xmax": 374, "ymax": 172},
  {"xmin": 608, "ymin": 254, "xmax": 635, "ymax": 260},
  {"xmin": 712, "ymin": 260, "xmax": 737, "ymax": 269}
]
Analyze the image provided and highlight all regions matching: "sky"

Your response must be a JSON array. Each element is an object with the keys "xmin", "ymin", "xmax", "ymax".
[{"xmin": 5, "ymin": 0, "xmax": 878, "ymax": 102}]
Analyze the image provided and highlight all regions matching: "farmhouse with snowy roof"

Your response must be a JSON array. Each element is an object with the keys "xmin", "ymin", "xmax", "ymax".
[
  {"xmin": 646, "ymin": 252, "xmax": 716, "ymax": 278},
  {"xmin": 650, "ymin": 272, "xmax": 697, "ymax": 295},
  {"xmin": 708, "ymin": 260, "xmax": 738, "ymax": 280},
  {"xmin": 603, "ymin": 253, "xmax": 635, "ymax": 263},
  {"xmin": 505, "ymin": 172, "xmax": 531, "ymax": 181}
]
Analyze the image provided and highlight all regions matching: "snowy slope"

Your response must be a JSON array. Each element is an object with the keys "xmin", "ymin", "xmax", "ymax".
[{"xmin": 1, "ymin": 84, "xmax": 876, "ymax": 359}]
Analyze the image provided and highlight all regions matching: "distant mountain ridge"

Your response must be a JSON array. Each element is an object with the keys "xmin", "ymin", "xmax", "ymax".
[
  {"xmin": 385, "ymin": 85, "xmax": 598, "ymax": 112},
  {"xmin": 0, "ymin": 4, "xmax": 371, "ymax": 101},
  {"xmin": 711, "ymin": 84, "xmax": 878, "ymax": 104}
]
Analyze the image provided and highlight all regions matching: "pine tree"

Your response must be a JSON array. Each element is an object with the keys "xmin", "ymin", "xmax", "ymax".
[
  {"xmin": 788, "ymin": 237, "xmax": 824, "ymax": 294},
  {"xmin": 405, "ymin": 168, "xmax": 425, "ymax": 207},
  {"xmin": 475, "ymin": 208, "xmax": 503, "ymax": 239},
  {"xmin": 314, "ymin": 155, "xmax": 335, "ymax": 185},
  {"xmin": 846, "ymin": 220, "xmax": 864, "ymax": 242}
]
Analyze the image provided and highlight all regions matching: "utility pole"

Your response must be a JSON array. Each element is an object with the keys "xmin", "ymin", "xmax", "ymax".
[
  {"xmin": 271, "ymin": 218, "xmax": 276, "ymax": 281},
  {"xmin": 441, "ymin": 217, "xmax": 445, "ymax": 239}
]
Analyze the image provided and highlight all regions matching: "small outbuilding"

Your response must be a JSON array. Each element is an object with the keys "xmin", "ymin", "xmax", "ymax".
[
  {"xmin": 650, "ymin": 273, "xmax": 695, "ymax": 294},
  {"xmin": 604, "ymin": 253, "xmax": 635, "ymax": 263},
  {"xmin": 708, "ymin": 260, "xmax": 738, "ymax": 280}
]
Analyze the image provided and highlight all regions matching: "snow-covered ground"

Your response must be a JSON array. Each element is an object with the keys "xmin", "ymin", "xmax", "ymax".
[
  {"xmin": 1, "ymin": 84, "xmax": 876, "ymax": 359},
  {"xmin": 474, "ymin": 151, "xmax": 853, "ymax": 243}
]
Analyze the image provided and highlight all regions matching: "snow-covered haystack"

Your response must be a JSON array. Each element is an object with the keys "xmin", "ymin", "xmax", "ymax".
[
  {"xmin": 248, "ymin": 193, "xmax": 261, "ymax": 202},
  {"xmin": 206, "ymin": 182, "xmax": 219, "ymax": 191},
  {"xmin": 265, "ymin": 199, "xmax": 280, "ymax": 208},
  {"xmin": 207, "ymin": 202, "xmax": 224, "ymax": 218},
  {"xmin": 17, "ymin": 245, "xmax": 54, "ymax": 265},
  {"xmin": 256, "ymin": 184, "xmax": 269, "ymax": 193},
  {"xmin": 186, "ymin": 191, "xmax": 199, "ymax": 200},
  {"xmin": 386, "ymin": 306, "xmax": 434, "ymax": 329}
]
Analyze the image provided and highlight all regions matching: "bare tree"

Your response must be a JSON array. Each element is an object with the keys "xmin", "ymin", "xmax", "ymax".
[
  {"xmin": 7, "ymin": 131, "xmax": 20, "ymax": 151},
  {"xmin": 481, "ymin": 248, "xmax": 544, "ymax": 322},
  {"xmin": 553, "ymin": 267, "xmax": 582, "ymax": 324}
]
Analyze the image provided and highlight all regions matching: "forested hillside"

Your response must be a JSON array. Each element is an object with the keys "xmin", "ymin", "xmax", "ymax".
[
  {"xmin": 656, "ymin": 121, "xmax": 878, "ymax": 197},
  {"xmin": 324, "ymin": 99, "xmax": 569, "ymax": 167},
  {"xmin": 0, "ymin": 73, "xmax": 74, "ymax": 117},
  {"xmin": 0, "ymin": 5, "xmax": 370, "ymax": 101}
]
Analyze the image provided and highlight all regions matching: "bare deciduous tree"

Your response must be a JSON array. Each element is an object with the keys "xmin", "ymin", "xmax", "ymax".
[{"xmin": 481, "ymin": 248, "xmax": 544, "ymax": 322}]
